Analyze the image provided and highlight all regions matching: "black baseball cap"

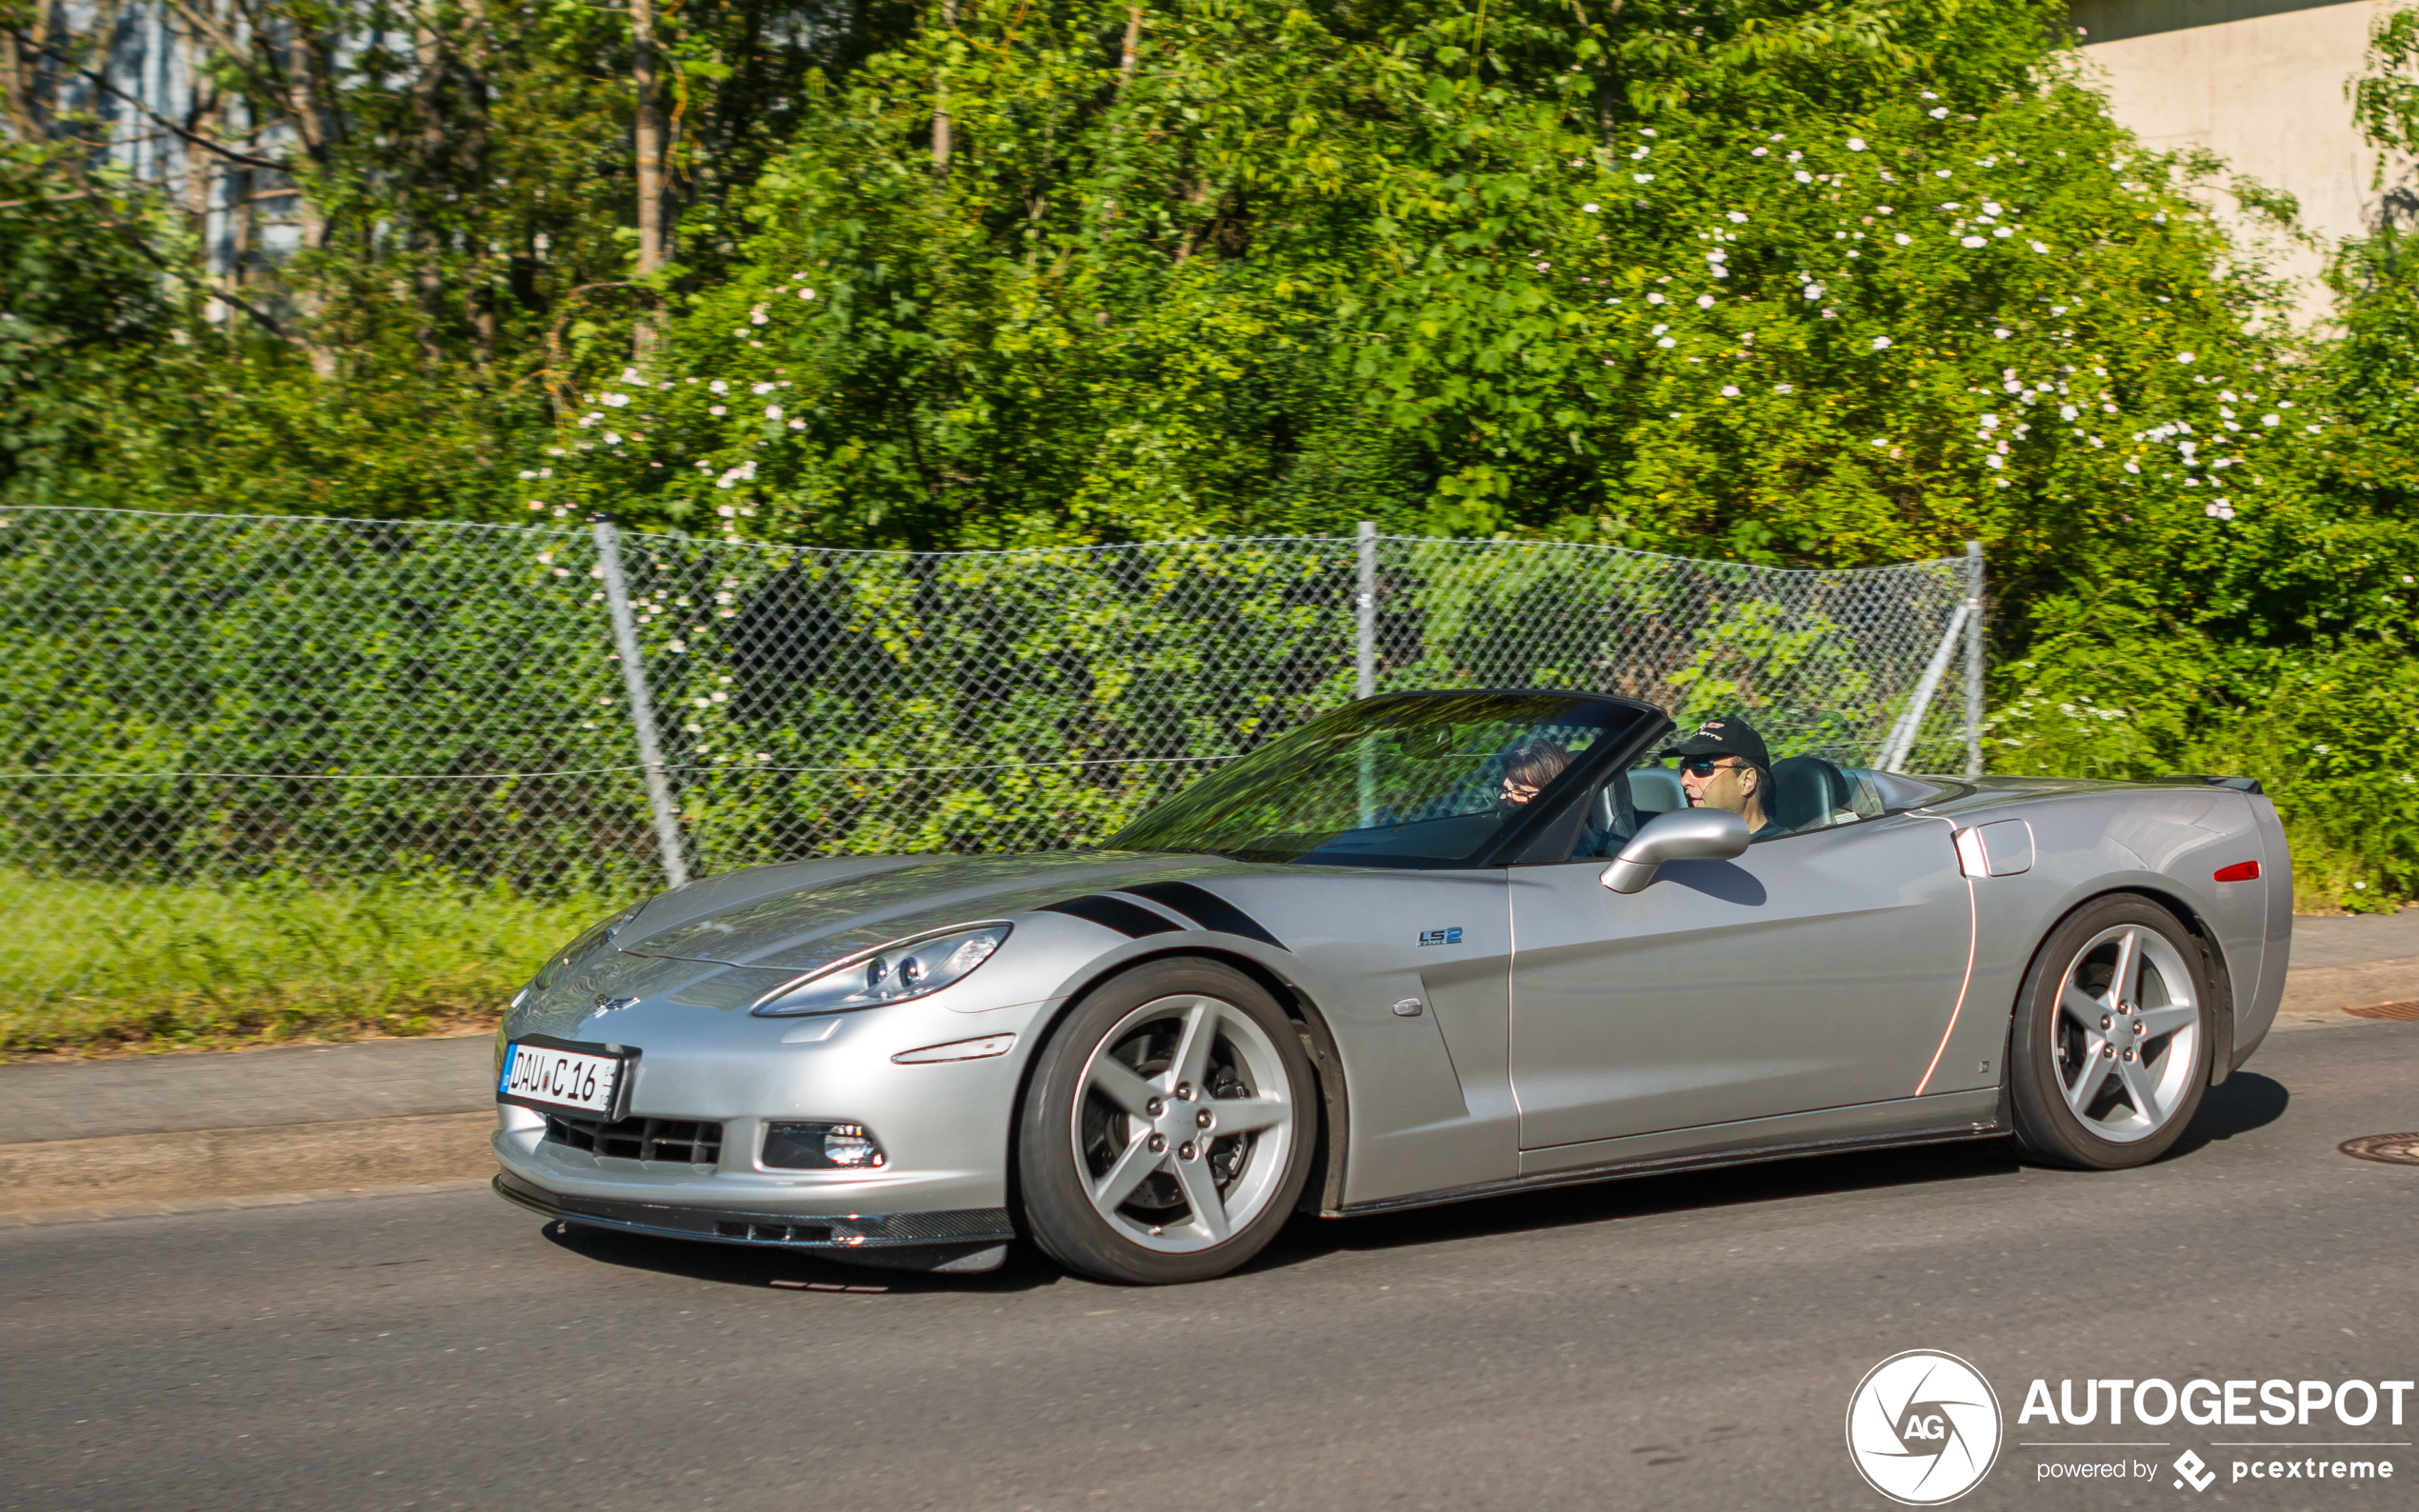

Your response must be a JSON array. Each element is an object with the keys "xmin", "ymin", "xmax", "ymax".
[{"xmin": 1661, "ymin": 713, "xmax": 1770, "ymax": 773}]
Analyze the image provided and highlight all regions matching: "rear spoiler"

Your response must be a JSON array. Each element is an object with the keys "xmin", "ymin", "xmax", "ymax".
[{"xmin": 2161, "ymin": 774, "xmax": 2265, "ymax": 796}]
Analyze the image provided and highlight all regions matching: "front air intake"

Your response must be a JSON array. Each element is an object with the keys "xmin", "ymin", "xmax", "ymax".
[{"xmin": 545, "ymin": 1113, "xmax": 723, "ymax": 1164}]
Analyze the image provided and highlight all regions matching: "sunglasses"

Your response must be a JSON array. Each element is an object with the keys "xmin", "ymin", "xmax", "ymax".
[{"xmin": 1677, "ymin": 756, "xmax": 1744, "ymax": 777}]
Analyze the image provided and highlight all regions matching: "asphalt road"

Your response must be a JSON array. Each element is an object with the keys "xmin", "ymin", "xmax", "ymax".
[{"xmin": 5, "ymin": 1022, "xmax": 2412, "ymax": 1512}]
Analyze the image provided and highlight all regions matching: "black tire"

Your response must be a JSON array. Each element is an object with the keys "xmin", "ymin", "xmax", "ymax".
[
  {"xmin": 2008, "ymin": 894, "xmax": 2215, "ymax": 1170},
  {"xmin": 1017, "ymin": 958, "xmax": 1318, "ymax": 1284}
]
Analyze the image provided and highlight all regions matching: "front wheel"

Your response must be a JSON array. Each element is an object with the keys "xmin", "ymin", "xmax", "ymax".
[
  {"xmin": 2008, "ymin": 895, "xmax": 2214, "ymax": 1169},
  {"xmin": 1017, "ymin": 959, "xmax": 1317, "ymax": 1283}
]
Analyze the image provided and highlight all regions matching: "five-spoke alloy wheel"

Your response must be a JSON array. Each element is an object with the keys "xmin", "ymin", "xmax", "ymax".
[
  {"xmin": 1018, "ymin": 959, "xmax": 1318, "ymax": 1283},
  {"xmin": 2009, "ymin": 895, "xmax": 2215, "ymax": 1168}
]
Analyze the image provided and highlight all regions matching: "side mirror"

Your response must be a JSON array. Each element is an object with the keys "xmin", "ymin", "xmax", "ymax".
[{"xmin": 1600, "ymin": 807, "xmax": 1752, "ymax": 894}]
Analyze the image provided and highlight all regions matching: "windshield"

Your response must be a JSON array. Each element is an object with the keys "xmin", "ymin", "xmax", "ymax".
[{"xmin": 1110, "ymin": 692, "xmax": 1651, "ymax": 866}]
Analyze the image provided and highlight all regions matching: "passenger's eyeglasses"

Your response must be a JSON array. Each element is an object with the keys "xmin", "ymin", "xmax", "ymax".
[{"xmin": 1677, "ymin": 757, "xmax": 1742, "ymax": 778}]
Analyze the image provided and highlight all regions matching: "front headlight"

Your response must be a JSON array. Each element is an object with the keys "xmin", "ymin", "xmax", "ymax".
[{"xmin": 750, "ymin": 923, "xmax": 1011, "ymax": 1017}]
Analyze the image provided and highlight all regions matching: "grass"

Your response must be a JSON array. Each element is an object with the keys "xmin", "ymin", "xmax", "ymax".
[{"xmin": 0, "ymin": 871, "xmax": 624, "ymax": 1057}]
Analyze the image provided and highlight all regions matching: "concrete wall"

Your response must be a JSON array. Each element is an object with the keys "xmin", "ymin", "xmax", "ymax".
[{"xmin": 2072, "ymin": 0, "xmax": 2403, "ymax": 322}]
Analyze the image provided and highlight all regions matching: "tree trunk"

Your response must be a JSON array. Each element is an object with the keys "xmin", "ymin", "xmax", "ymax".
[
  {"xmin": 930, "ymin": 0, "xmax": 954, "ymax": 173},
  {"xmin": 630, "ymin": 0, "xmax": 669, "ymax": 357}
]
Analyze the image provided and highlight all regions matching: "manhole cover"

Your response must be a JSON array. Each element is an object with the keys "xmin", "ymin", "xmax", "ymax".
[
  {"xmin": 2344, "ymin": 1001, "xmax": 2419, "ymax": 1021},
  {"xmin": 2339, "ymin": 1133, "xmax": 2419, "ymax": 1165}
]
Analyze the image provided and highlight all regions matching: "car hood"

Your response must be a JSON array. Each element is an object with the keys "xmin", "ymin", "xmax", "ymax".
[{"xmin": 610, "ymin": 851, "xmax": 1227, "ymax": 974}]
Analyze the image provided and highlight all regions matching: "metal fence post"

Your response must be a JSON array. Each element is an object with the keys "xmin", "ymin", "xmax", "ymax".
[
  {"xmin": 1354, "ymin": 521, "xmax": 1377, "ymax": 701},
  {"xmin": 590, "ymin": 517, "xmax": 691, "ymax": 889},
  {"xmin": 1963, "ymin": 540, "xmax": 1985, "ymax": 779}
]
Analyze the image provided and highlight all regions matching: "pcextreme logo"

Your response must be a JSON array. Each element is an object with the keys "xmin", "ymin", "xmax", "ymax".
[{"xmin": 1847, "ymin": 1351, "xmax": 2005, "ymax": 1505}]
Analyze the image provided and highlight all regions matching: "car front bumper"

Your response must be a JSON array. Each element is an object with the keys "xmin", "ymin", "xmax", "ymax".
[{"xmin": 486, "ymin": 990, "xmax": 1056, "ymax": 1273}]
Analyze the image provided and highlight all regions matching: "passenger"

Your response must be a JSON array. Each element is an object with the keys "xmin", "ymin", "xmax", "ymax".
[
  {"xmin": 1663, "ymin": 714, "xmax": 1772, "ymax": 835},
  {"xmin": 1496, "ymin": 741, "xmax": 1572, "ymax": 815}
]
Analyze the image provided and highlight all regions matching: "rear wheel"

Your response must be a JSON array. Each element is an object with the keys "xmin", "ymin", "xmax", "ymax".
[
  {"xmin": 2008, "ymin": 895, "xmax": 2213, "ymax": 1169},
  {"xmin": 1017, "ymin": 959, "xmax": 1317, "ymax": 1283}
]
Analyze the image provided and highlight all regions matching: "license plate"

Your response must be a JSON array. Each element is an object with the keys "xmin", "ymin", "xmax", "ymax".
[{"xmin": 498, "ymin": 1039, "xmax": 631, "ymax": 1117}]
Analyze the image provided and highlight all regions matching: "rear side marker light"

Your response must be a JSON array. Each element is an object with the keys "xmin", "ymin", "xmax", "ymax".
[
  {"xmin": 890, "ymin": 1033, "xmax": 1016, "ymax": 1064},
  {"xmin": 2213, "ymin": 861, "xmax": 2261, "ymax": 883}
]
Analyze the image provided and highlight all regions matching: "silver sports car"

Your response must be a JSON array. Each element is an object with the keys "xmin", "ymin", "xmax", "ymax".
[{"xmin": 491, "ymin": 689, "xmax": 2291, "ymax": 1283}]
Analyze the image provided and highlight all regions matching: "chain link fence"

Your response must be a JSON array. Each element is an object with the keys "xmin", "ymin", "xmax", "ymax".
[{"xmin": 0, "ymin": 506, "xmax": 1980, "ymax": 1028}]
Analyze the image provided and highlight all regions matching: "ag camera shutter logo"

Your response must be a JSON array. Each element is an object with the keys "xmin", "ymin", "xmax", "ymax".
[{"xmin": 1846, "ymin": 1350, "xmax": 2004, "ymax": 1504}]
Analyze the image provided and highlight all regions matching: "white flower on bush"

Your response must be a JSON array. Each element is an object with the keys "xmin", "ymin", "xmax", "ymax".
[
  {"xmin": 1634, "ymin": 173, "xmax": 1655, "ymax": 184},
  {"xmin": 1960, "ymin": 235, "xmax": 1987, "ymax": 248},
  {"xmin": 2060, "ymin": 404, "xmax": 2079, "ymax": 420},
  {"xmin": 1794, "ymin": 170, "xmax": 1813, "ymax": 184},
  {"xmin": 1696, "ymin": 294, "xmax": 1716, "ymax": 308},
  {"xmin": 709, "ymin": 405, "xmax": 727, "ymax": 416},
  {"xmin": 1985, "ymin": 454, "xmax": 2004, "ymax": 468},
  {"xmin": 795, "ymin": 287, "xmax": 816, "ymax": 300},
  {"xmin": 710, "ymin": 379, "xmax": 729, "ymax": 393},
  {"xmin": 2176, "ymin": 351, "xmax": 2195, "ymax": 364},
  {"xmin": 2206, "ymin": 500, "xmax": 2235, "ymax": 520},
  {"xmin": 2029, "ymin": 240, "xmax": 2049, "ymax": 253},
  {"xmin": 1774, "ymin": 383, "xmax": 1793, "ymax": 393},
  {"xmin": 765, "ymin": 405, "xmax": 784, "ymax": 420},
  {"xmin": 1847, "ymin": 137, "xmax": 1867, "ymax": 150},
  {"xmin": 2123, "ymin": 461, "xmax": 2141, "ymax": 473},
  {"xmin": 1929, "ymin": 107, "xmax": 1947, "ymax": 119},
  {"xmin": 603, "ymin": 392, "xmax": 630, "ymax": 408},
  {"xmin": 1872, "ymin": 336, "xmax": 1892, "ymax": 350},
  {"xmin": 1993, "ymin": 328, "xmax": 2011, "ymax": 339},
  {"xmin": 1647, "ymin": 292, "xmax": 1667, "ymax": 305},
  {"xmin": 750, "ymin": 304, "xmax": 770, "ymax": 326},
  {"xmin": 1727, "ymin": 210, "xmax": 1749, "ymax": 223},
  {"xmin": 717, "ymin": 505, "xmax": 737, "ymax": 518},
  {"xmin": 1582, "ymin": 203, "xmax": 1600, "ymax": 213},
  {"xmin": 1893, "ymin": 232, "xmax": 1911, "ymax": 245},
  {"xmin": 2263, "ymin": 413, "xmax": 2281, "ymax": 426},
  {"xmin": 1720, "ymin": 385, "xmax": 1741, "ymax": 397},
  {"xmin": 1656, "ymin": 335, "xmax": 1677, "ymax": 348}
]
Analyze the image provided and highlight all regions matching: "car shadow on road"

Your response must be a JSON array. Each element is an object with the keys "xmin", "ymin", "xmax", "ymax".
[
  {"xmin": 2165, "ymin": 1070, "xmax": 2289, "ymax": 1157},
  {"xmin": 1251, "ymin": 1139, "xmax": 2029, "ymax": 1272}
]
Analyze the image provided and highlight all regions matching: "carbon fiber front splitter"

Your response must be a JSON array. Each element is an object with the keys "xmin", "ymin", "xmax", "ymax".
[{"xmin": 493, "ymin": 1170, "xmax": 1015, "ymax": 1273}]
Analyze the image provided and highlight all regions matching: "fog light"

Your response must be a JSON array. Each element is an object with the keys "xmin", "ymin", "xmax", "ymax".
[{"xmin": 763, "ymin": 1121, "xmax": 886, "ymax": 1170}]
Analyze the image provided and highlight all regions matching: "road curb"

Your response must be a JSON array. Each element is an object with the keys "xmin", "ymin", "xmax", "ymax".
[
  {"xmin": 2280, "ymin": 954, "xmax": 2419, "ymax": 1016},
  {"xmin": 0, "ymin": 1111, "xmax": 497, "ymax": 1216}
]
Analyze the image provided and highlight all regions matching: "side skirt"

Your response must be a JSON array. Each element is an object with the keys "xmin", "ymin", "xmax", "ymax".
[{"xmin": 1333, "ymin": 1114, "xmax": 2004, "ymax": 1219}]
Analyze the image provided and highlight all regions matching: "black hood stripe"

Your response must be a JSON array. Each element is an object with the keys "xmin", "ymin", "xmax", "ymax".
[
  {"xmin": 1118, "ymin": 881, "xmax": 1287, "ymax": 950},
  {"xmin": 1038, "ymin": 894, "xmax": 1185, "ymax": 940}
]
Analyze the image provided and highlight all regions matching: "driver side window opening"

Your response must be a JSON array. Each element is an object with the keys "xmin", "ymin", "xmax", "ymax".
[{"xmin": 1569, "ymin": 753, "xmax": 1897, "ymax": 860}]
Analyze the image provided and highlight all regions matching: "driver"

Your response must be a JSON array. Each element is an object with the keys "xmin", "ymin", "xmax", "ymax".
[
  {"xmin": 1496, "ymin": 741, "xmax": 1571, "ymax": 815},
  {"xmin": 1664, "ymin": 715, "xmax": 1771, "ymax": 834}
]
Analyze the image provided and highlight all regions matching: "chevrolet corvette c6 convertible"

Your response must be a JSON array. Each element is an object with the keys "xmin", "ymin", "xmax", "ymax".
[{"xmin": 491, "ymin": 689, "xmax": 2291, "ymax": 1283}]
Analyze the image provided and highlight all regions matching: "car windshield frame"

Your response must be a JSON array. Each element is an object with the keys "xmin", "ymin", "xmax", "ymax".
[{"xmin": 1107, "ymin": 690, "xmax": 1662, "ymax": 869}]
